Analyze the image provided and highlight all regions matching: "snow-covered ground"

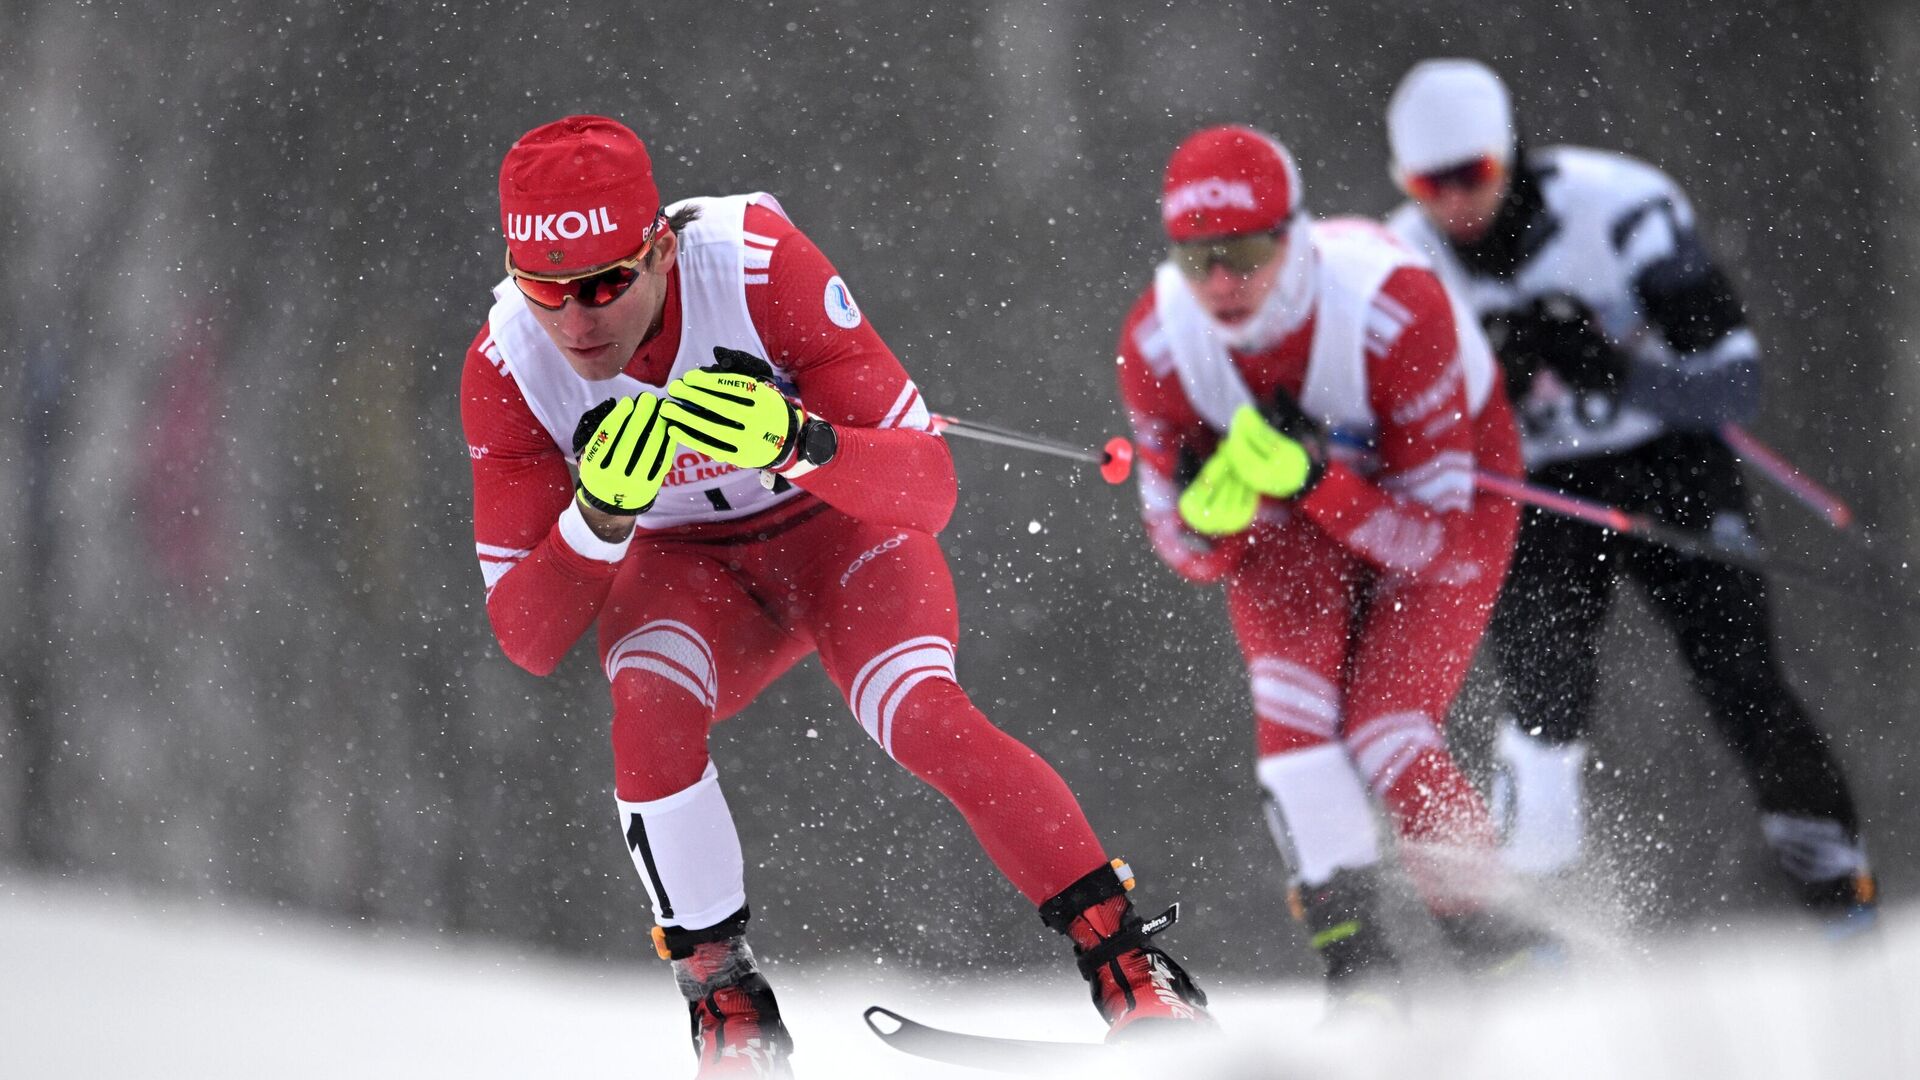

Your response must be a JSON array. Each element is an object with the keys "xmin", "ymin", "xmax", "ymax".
[{"xmin": 2, "ymin": 874, "xmax": 1914, "ymax": 1079}]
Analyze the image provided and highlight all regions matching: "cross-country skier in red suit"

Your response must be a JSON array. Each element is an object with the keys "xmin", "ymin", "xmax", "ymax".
[
  {"xmin": 1114, "ymin": 126, "xmax": 1554, "ymax": 1000},
  {"xmin": 462, "ymin": 116, "xmax": 1211, "ymax": 1077}
]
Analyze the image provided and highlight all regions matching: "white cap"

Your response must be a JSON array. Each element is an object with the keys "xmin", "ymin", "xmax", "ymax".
[{"xmin": 1387, "ymin": 59, "xmax": 1514, "ymax": 176}]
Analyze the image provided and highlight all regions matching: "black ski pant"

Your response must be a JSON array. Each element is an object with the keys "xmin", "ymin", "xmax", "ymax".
[{"xmin": 1485, "ymin": 436, "xmax": 1860, "ymax": 834}]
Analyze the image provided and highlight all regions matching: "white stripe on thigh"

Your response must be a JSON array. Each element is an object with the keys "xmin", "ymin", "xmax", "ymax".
[
  {"xmin": 849, "ymin": 636, "xmax": 956, "ymax": 756},
  {"xmin": 1344, "ymin": 710, "xmax": 1440, "ymax": 795},
  {"xmin": 604, "ymin": 620, "xmax": 717, "ymax": 709}
]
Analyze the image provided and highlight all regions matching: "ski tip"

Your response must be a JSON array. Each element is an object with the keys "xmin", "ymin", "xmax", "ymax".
[{"xmin": 863, "ymin": 1005, "xmax": 907, "ymax": 1037}]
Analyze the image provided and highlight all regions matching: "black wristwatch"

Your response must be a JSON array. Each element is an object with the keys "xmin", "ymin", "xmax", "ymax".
[{"xmin": 791, "ymin": 416, "xmax": 838, "ymax": 468}]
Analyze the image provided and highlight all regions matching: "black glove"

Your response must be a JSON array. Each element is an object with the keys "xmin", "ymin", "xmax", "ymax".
[
  {"xmin": 706, "ymin": 345, "xmax": 780, "ymax": 382},
  {"xmin": 570, "ymin": 398, "xmax": 616, "ymax": 459},
  {"xmin": 1258, "ymin": 388, "xmax": 1329, "ymax": 465},
  {"xmin": 1485, "ymin": 294, "xmax": 1627, "ymax": 398},
  {"xmin": 1482, "ymin": 311, "xmax": 1542, "ymax": 403},
  {"xmin": 1170, "ymin": 389, "xmax": 1327, "ymax": 493},
  {"xmin": 1173, "ymin": 444, "xmax": 1206, "ymax": 488}
]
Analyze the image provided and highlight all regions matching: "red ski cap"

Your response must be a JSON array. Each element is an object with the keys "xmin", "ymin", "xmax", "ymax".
[
  {"xmin": 499, "ymin": 115, "xmax": 660, "ymax": 275},
  {"xmin": 1160, "ymin": 125, "xmax": 1301, "ymax": 241}
]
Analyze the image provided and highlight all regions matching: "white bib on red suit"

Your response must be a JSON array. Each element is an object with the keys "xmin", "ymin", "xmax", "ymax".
[
  {"xmin": 484, "ymin": 192, "xmax": 807, "ymax": 530},
  {"xmin": 1152, "ymin": 217, "xmax": 1496, "ymax": 461},
  {"xmin": 1152, "ymin": 219, "xmax": 1509, "ymax": 892}
]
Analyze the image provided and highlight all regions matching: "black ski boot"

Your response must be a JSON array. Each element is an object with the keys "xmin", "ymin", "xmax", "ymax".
[
  {"xmin": 1763, "ymin": 813, "xmax": 1879, "ymax": 937},
  {"xmin": 1434, "ymin": 907, "xmax": 1565, "ymax": 978},
  {"xmin": 1799, "ymin": 871, "xmax": 1879, "ymax": 938},
  {"xmin": 1289, "ymin": 867, "xmax": 1403, "ymax": 1016}
]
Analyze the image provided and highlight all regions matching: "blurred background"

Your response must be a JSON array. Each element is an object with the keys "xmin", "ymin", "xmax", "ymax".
[{"xmin": 2, "ymin": 0, "xmax": 1917, "ymax": 990}]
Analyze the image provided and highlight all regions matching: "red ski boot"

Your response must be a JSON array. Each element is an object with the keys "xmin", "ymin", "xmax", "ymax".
[
  {"xmin": 1040, "ymin": 860, "xmax": 1213, "ymax": 1041},
  {"xmin": 658, "ymin": 912, "xmax": 794, "ymax": 1079}
]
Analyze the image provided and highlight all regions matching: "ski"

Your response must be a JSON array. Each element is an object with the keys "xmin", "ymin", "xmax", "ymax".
[{"xmin": 862, "ymin": 1005, "xmax": 1112, "ymax": 1073}]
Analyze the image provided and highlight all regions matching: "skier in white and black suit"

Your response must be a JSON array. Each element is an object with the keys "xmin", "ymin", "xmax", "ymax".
[{"xmin": 1383, "ymin": 59, "xmax": 1876, "ymax": 924}]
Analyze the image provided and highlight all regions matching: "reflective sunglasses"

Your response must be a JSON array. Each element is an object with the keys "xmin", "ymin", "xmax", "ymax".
[
  {"xmin": 1403, "ymin": 155, "xmax": 1505, "ymax": 201},
  {"xmin": 1170, "ymin": 229, "xmax": 1285, "ymax": 280},
  {"xmin": 507, "ymin": 214, "xmax": 665, "ymax": 310}
]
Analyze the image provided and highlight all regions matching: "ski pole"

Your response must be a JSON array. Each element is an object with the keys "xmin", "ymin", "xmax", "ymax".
[
  {"xmin": 929, "ymin": 413, "xmax": 1135, "ymax": 485},
  {"xmin": 933, "ymin": 412, "xmax": 1747, "ymax": 565},
  {"xmin": 1475, "ymin": 470, "xmax": 1917, "ymax": 617},
  {"xmin": 1473, "ymin": 471, "xmax": 1765, "ymax": 571},
  {"xmin": 1719, "ymin": 422, "xmax": 1857, "ymax": 531},
  {"xmin": 1322, "ymin": 427, "xmax": 1800, "ymax": 571},
  {"xmin": 932, "ymin": 412, "xmax": 1912, "ymax": 615},
  {"xmin": 1608, "ymin": 322, "xmax": 1856, "ymax": 531}
]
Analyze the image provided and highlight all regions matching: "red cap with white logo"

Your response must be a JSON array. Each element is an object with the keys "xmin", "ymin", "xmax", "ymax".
[
  {"xmin": 499, "ymin": 115, "xmax": 660, "ymax": 275},
  {"xmin": 1160, "ymin": 125, "xmax": 1300, "ymax": 241}
]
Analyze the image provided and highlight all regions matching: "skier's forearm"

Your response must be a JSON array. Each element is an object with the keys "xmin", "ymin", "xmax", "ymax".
[
  {"xmin": 1627, "ymin": 242, "xmax": 1762, "ymax": 428},
  {"xmin": 577, "ymin": 498, "xmax": 639, "ymax": 543},
  {"xmin": 1144, "ymin": 511, "xmax": 1243, "ymax": 584},
  {"xmin": 791, "ymin": 425, "xmax": 957, "ymax": 534},
  {"xmin": 485, "ymin": 503, "xmax": 627, "ymax": 675},
  {"xmin": 1296, "ymin": 462, "xmax": 1447, "ymax": 576},
  {"xmin": 1623, "ymin": 332, "xmax": 1761, "ymax": 429}
]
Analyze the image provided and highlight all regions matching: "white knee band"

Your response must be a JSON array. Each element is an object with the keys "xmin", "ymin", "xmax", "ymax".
[
  {"xmin": 1257, "ymin": 744, "xmax": 1381, "ymax": 886},
  {"xmin": 614, "ymin": 762, "xmax": 746, "ymax": 930},
  {"xmin": 1491, "ymin": 717, "xmax": 1587, "ymax": 876}
]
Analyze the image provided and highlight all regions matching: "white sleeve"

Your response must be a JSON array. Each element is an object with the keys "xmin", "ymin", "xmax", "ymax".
[{"xmin": 556, "ymin": 498, "xmax": 633, "ymax": 563}]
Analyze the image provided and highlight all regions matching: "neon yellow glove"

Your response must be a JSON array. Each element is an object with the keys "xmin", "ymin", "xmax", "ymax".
[
  {"xmin": 1178, "ymin": 451, "xmax": 1260, "ymax": 536},
  {"xmin": 572, "ymin": 394, "xmax": 674, "ymax": 515},
  {"xmin": 1218, "ymin": 402, "xmax": 1325, "ymax": 499},
  {"xmin": 660, "ymin": 347, "xmax": 801, "ymax": 470}
]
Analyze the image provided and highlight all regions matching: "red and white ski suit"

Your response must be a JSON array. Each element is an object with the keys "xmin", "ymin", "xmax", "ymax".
[
  {"xmin": 1116, "ymin": 219, "xmax": 1523, "ymax": 903},
  {"xmin": 463, "ymin": 194, "xmax": 1105, "ymax": 929}
]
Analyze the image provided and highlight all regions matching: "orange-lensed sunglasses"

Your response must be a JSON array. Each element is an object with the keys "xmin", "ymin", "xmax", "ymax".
[{"xmin": 1403, "ymin": 155, "xmax": 1504, "ymax": 202}]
